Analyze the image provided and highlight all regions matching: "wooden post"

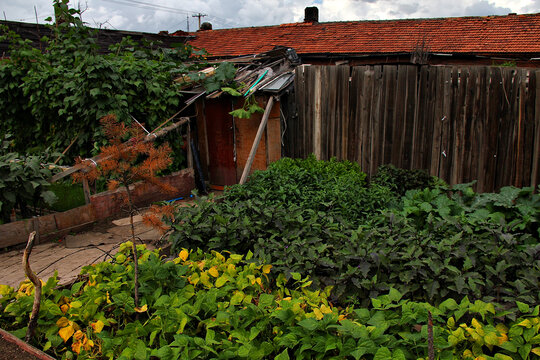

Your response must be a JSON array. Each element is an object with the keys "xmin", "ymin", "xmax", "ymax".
[
  {"xmin": 187, "ymin": 120, "xmax": 193, "ymax": 169},
  {"xmin": 313, "ymin": 67, "xmax": 322, "ymax": 160},
  {"xmin": 82, "ymin": 178, "xmax": 91, "ymax": 204},
  {"xmin": 239, "ymin": 96, "xmax": 275, "ymax": 185},
  {"xmin": 32, "ymin": 218, "xmax": 40, "ymax": 245}
]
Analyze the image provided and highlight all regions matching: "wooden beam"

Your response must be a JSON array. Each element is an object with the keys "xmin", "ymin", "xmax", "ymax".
[
  {"xmin": 187, "ymin": 120, "xmax": 193, "ymax": 169},
  {"xmin": 239, "ymin": 96, "xmax": 275, "ymax": 184}
]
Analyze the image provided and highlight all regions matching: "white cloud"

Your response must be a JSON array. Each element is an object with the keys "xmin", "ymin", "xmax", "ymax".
[
  {"xmin": 0, "ymin": 0, "xmax": 534, "ymax": 33},
  {"xmin": 464, "ymin": 0, "xmax": 511, "ymax": 15}
]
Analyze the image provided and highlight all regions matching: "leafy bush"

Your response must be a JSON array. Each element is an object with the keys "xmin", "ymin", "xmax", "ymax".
[
  {"xmin": 1, "ymin": 245, "xmax": 540, "ymax": 359},
  {"xmin": 372, "ymin": 164, "xmax": 440, "ymax": 196},
  {"xmin": 168, "ymin": 159, "xmax": 539, "ymax": 307},
  {"xmin": 168, "ymin": 157, "xmax": 393, "ymax": 296},
  {"xmin": 0, "ymin": 0, "xmax": 214, "ymax": 162},
  {"xmin": 0, "ymin": 135, "xmax": 59, "ymax": 222}
]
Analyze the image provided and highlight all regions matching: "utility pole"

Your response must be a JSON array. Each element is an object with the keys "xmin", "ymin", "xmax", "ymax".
[
  {"xmin": 186, "ymin": 15, "xmax": 189, "ymax": 32},
  {"xmin": 192, "ymin": 13, "xmax": 207, "ymax": 29}
]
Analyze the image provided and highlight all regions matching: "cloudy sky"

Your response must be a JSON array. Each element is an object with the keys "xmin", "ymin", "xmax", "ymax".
[{"xmin": 1, "ymin": 0, "xmax": 539, "ymax": 33}]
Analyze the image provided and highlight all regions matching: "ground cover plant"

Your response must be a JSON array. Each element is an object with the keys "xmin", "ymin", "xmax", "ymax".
[
  {"xmin": 1, "ymin": 245, "xmax": 540, "ymax": 359},
  {"xmin": 167, "ymin": 157, "xmax": 540, "ymax": 308}
]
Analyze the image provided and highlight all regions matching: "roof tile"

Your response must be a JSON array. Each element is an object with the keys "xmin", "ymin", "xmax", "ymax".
[{"xmin": 186, "ymin": 14, "xmax": 540, "ymax": 57}]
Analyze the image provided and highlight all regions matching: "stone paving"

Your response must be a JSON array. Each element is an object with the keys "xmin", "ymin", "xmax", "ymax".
[{"xmin": 0, "ymin": 214, "xmax": 162, "ymax": 289}]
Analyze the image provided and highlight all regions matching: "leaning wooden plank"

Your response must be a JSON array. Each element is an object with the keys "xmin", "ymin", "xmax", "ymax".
[{"xmin": 239, "ymin": 96, "xmax": 275, "ymax": 184}]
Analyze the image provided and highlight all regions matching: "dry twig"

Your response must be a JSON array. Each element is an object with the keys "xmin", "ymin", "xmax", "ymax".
[
  {"xmin": 428, "ymin": 310, "xmax": 435, "ymax": 360},
  {"xmin": 22, "ymin": 231, "xmax": 42, "ymax": 343}
]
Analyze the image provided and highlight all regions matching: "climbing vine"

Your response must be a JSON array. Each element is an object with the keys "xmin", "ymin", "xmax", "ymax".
[{"xmin": 0, "ymin": 0, "xmax": 205, "ymax": 161}]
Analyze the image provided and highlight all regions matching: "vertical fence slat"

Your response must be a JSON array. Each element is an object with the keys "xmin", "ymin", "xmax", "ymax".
[
  {"xmin": 288, "ymin": 64, "xmax": 538, "ymax": 192},
  {"xmin": 348, "ymin": 67, "xmax": 360, "ymax": 162},
  {"xmin": 389, "ymin": 66, "xmax": 404, "ymax": 166},
  {"xmin": 532, "ymin": 70, "xmax": 540, "ymax": 188},
  {"xmin": 360, "ymin": 66, "xmax": 374, "ymax": 173},
  {"xmin": 340, "ymin": 66, "xmax": 350, "ymax": 161},
  {"xmin": 401, "ymin": 65, "xmax": 418, "ymax": 169}
]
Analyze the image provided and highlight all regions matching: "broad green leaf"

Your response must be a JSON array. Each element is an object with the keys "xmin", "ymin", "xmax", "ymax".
[
  {"xmin": 374, "ymin": 347, "xmax": 392, "ymax": 360},
  {"xmin": 275, "ymin": 349, "xmax": 290, "ymax": 360},
  {"xmin": 392, "ymin": 349, "xmax": 406, "ymax": 360},
  {"xmin": 516, "ymin": 301, "xmax": 530, "ymax": 313},
  {"xmin": 215, "ymin": 275, "xmax": 228, "ymax": 288},
  {"xmin": 298, "ymin": 318, "xmax": 319, "ymax": 331}
]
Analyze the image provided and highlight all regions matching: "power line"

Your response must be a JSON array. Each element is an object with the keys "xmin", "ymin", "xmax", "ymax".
[
  {"xmin": 122, "ymin": 0, "xmax": 199, "ymax": 14},
  {"xmin": 101, "ymin": 0, "xmax": 197, "ymax": 15}
]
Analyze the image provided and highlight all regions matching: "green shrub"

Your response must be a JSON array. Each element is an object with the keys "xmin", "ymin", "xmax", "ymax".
[
  {"xmin": 0, "ymin": 1, "xmax": 223, "ymax": 164},
  {"xmin": 1, "ymin": 245, "xmax": 539, "ymax": 359},
  {"xmin": 169, "ymin": 157, "xmax": 393, "ymax": 299},
  {"xmin": 168, "ymin": 159, "xmax": 539, "ymax": 307},
  {"xmin": 372, "ymin": 164, "xmax": 439, "ymax": 196},
  {"xmin": 0, "ymin": 135, "xmax": 59, "ymax": 222}
]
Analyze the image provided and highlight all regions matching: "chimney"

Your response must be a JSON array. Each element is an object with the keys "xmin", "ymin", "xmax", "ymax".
[{"xmin": 304, "ymin": 6, "xmax": 319, "ymax": 23}]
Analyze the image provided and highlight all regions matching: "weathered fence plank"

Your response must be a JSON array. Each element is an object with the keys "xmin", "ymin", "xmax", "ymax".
[{"xmin": 290, "ymin": 64, "xmax": 540, "ymax": 192}]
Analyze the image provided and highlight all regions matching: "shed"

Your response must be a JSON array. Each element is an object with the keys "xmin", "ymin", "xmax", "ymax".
[{"xmin": 180, "ymin": 48, "xmax": 298, "ymax": 188}]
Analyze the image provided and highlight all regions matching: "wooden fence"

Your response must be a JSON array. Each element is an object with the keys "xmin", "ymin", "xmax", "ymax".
[{"xmin": 286, "ymin": 64, "xmax": 540, "ymax": 192}]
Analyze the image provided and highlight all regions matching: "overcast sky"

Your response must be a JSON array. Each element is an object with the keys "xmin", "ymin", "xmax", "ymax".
[{"xmin": 1, "ymin": 0, "xmax": 539, "ymax": 33}]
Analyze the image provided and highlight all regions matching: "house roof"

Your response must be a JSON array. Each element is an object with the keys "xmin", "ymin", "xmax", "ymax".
[
  {"xmin": 185, "ymin": 13, "xmax": 540, "ymax": 59},
  {"xmin": 0, "ymin": 20, "xmax": 193, "ymax": 56}
]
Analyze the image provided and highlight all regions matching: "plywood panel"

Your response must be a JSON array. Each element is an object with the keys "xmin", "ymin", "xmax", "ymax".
[{"xmin": 235, "ymin": 96, "xmax": 281, "ymax": 180}]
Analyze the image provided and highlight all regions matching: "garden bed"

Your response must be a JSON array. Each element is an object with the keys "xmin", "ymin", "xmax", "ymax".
[
  {"xmin": 0, "ymin": 168, "xmax": 194, "ymax": 249},
  {"xmin": 0, "ymin": 328, "xmax": 55, "ymax": 360}
]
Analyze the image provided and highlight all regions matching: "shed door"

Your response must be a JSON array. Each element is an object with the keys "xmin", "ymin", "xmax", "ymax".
[{"xmin": 205, "ymin": 97, "xmax": 237, "ymax": 186}]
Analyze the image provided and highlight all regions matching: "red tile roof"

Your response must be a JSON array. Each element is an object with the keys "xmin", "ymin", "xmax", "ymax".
[{"xmin": 186, "ymin": 14, "xmax": 540, "ymax": 58}]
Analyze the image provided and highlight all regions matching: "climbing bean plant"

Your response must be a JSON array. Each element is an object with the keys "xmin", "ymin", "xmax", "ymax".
[{"xmin": 0, "ymin": 0, "xmax": 236, "ymax": 162}]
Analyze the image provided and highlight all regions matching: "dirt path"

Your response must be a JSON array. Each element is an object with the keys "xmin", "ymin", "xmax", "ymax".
[{"xmin": 0, "ymin": 215, "xmax": 162, "ymax": 289}]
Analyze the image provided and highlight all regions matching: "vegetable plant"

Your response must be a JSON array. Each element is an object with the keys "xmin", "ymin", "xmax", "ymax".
[{"xmin": 1, "ymin": 245, "xmax": 540, "ymax": 359}]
